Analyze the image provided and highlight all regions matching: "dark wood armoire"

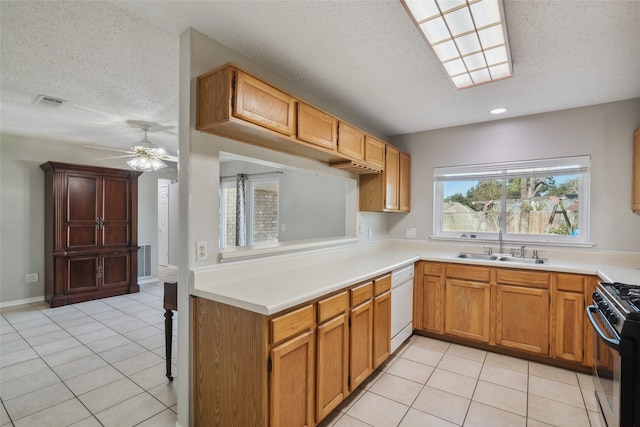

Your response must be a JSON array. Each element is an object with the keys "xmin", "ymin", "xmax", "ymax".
[{"xmin": 40, "ymin": 161, "xmax": 142, "ymax": 307}]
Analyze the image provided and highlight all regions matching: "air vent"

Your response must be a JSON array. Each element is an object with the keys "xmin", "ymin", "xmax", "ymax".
[{"xmin": 34, "ymin": 94, "xmax": 66, "ymax": 107}]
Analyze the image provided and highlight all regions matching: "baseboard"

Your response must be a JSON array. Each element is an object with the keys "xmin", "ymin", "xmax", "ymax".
[
  {"xmin": 138, "ymin": 277, "xmax": 160, "ymax": 285},
  {"xmin": 0, "ymin": 296, "xmax": 45, "ymax": 309}
]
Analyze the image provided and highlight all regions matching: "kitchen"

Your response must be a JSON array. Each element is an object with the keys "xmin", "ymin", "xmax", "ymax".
[{"xmin": 1, "ymin": 1, "xmax": 640, "ymax": 427}]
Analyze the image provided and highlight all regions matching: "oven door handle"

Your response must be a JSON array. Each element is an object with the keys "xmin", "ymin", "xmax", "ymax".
[{"xmin": 587, "ymin": 305, "xmax": 620, "ymax": 352}]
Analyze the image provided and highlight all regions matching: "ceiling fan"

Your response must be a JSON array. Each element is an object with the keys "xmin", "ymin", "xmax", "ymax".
[{"xmin": 85, "ymin": 120, "xmax": 178, "ymax": 172}]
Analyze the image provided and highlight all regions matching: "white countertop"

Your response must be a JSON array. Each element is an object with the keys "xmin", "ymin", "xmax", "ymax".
[{"xmin": 191, "ymin": 240, "xmax": 640, "ymax": 315}]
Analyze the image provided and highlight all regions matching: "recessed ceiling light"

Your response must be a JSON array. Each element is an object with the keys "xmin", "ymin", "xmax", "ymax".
[
  {"xmin": 401, "ymin": 0, "xmax": 513, "ymax": 89},
  {"xmin": 490, "ymin": 107, "xmax": 508, "ymax": 114}
]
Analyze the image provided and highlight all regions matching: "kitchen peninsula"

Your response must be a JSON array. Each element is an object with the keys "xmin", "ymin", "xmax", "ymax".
[{"xmin": 191, "ymin": 239, "xmax": 640, "ymax": 426}]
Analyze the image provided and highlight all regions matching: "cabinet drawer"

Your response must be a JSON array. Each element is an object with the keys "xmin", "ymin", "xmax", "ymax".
[
  {"xmin": 423, "ymin": 262, "xmax": 442, "ymax": 276},
  {"xmin": 272, "ymin": 304, "xmax": 315, "ymax": 344},
  {"xmin": 496, "ymin": 269, "xmax": 549, "ymax": 289},
  {"xmin": 351, "ymin": 281, "xmax": 373, "ymax": 307},
  {"xmin": 318, "ymin": 291, "xmax": 349, "ymax": 323},
  {"xmin": 555, "ymin": 273, "xmax": 585, "ymax": 292},
  {"xmin": 446, "ymin": 264, "xmax": 490, "ymax": 282},
  {"xmin": 374, "ymin": 275, "xmax": 391, "ymax": 296}
]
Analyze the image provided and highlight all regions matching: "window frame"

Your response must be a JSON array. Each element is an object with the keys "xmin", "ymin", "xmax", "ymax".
[{"xmin": 433, "ymin": 155, "xmax": 591, "ymax": 246}]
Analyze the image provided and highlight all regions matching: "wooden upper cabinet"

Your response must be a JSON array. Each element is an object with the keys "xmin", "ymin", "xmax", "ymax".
[
  {"xmin": 384, "ymin": 145, "xmax": 400, "ymax": 211},
  {"xmin": 633, "ymin": 127, "xmax": 640, "ymax": 212},
  {"xmin": 359, "ymin": 145, "xmax": 411, "ymax": 212},
  {"xmin": 197, "ymin": 63, "xmax": 399, "ymax": 174},
  {"xmin": 337, "ymin": 122, "xmax": 365, "ymax": 161},
  {"xmin": 399, "ymin": 151, "xmax": 411, "ymax": 212},
  {"xmin": 297, "ymin": 102, "xmax": 337, "ymax": 150},
  {"xmin": 364, "ymin": 136, "xmax": 385, "ymax": 170},
  {"xmin": 234, "ymin": 70, "xmax": 296, "ymax": 137}
]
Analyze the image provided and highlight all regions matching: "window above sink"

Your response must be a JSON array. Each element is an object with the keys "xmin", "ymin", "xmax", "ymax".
[{"xmin": 433, "ymin": 155, "xmax": 591, "ymax": 246}]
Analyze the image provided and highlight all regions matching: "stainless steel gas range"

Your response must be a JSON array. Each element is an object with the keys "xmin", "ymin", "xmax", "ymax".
[{"xmin": 588, "ymin": 282, "xmax": 640, "ymax": 427}]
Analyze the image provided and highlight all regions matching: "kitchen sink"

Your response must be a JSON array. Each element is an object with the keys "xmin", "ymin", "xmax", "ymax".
[
  {"xmin": 496, "ymin": 255, "xmax": 549, "ymax": 265},
  {"xmin": 454, "ymin": 253, "xmax": 499, "ymax": 261},
  {"xmin": 453, "ymin": 252, "xmax": 549, "ymax": 265}
]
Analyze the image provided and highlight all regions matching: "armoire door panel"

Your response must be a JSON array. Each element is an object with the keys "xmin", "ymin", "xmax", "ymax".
[
  {"xmin": 66, "ymin": 256, "xmax": 99, "ymax": 293},
  {"xmin": 102, "ymin": 253, "xmax": 130, "ymax": 288},
  {"xmin": 66, "ymin": 175, "xmax": 99, "ymax": 222},
  {"xmin": 67, "ymin": 225, "xmax": 98, "ymax": 248},
  {"xmin": 102, "ymin": 178, "xmax": 130, "ymax": 221},
  {"xmin": 102, "ymin": 225, "xmax": 130, "ymax": 246}
]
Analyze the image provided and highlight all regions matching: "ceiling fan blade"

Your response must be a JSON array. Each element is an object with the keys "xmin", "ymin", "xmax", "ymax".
[
  {"xmin": 95, "ymin": 154, "xmax": 138, "ymax": 160},
  {"xmin": 84, "ymin": 145, "xmax": 133, "ymax": 155}
]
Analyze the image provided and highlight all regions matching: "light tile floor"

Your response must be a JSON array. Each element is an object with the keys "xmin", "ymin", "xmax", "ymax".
[
  {"xmin": 1, "ymin": 267, "xmax": 178, "ymax": 427},
  {"xmin": 2, "ymin": 266, "xmax": 605, "ymax": 427},
  {"xmin": 320, "ymin": 336, "xmax": 605, "ymax": 427}
]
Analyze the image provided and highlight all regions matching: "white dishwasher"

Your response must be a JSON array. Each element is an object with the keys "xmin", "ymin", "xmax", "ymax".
[{"xmin": 391, "ymin": 264, "xmax": 414, "ymax": 353}]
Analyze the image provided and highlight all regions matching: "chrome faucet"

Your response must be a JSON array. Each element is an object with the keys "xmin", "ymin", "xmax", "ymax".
[{"xmin": 498, "ymin": 228, "xmax": 504, "ymax": 254}]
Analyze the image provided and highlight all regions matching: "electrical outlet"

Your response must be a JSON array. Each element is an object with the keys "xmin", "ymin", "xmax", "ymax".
[
  {"xmin": 196, "ymin": 242, "xmax": 207, "ymax": 261},
  {"xmin": 26, "ymin": 273, "xmax": 38, "ymax": 283},
  {"xmin": 368, "ymin": 229, "xmax": 373, "ymax": 239},
  {"xmin": 281, "ymin": 224, "xmax": 286, "ymax": 232},
  {"xmin": 358, "ymin": 222, "xmax": 365, "ymax": 234}
]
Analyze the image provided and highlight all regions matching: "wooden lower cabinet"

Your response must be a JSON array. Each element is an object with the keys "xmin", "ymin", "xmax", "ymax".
[
  {"xmin": 416, "ymin": 262, "xmax": 444, "ymax": 334},
  {"xmin": 445, "ymin": 278, "xmax": 491, "ymax": 343},
  {"xmin": 316, "ymin": 292, "xmax": 349, "ymax": 422},
  {"xmin": 415, "ymin": 261, "xmax": 596, "ymax": 370},
  {"xmin": 350, "ymin": 282, "xmax": 374, "ymax": 390},
  {"xmin": 495, "ymin": 285, "xmax": 549, "ymax": 354},
  {"xmin": 271, "ymin": 330, "xmax": 315, "ymax": 427},
  {"xmin": 193, "ymin": 272, "xmax": 395, "ymax": 427},
  {"xmin": 551, "ymin": 273, "xmax": 587, "ymax": 363},
  {"xmin": 373, "ymin": 276, "xmax": 392, "ymax": 368}
]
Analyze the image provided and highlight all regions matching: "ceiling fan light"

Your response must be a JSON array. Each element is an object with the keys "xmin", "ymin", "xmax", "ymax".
[{"xmin": 127, "ymin": 156, "xmax": 167, "ymax": 172}]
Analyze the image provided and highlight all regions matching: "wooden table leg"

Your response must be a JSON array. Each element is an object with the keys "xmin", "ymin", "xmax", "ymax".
[{"xmin": 164, "ymin": 308, "xmax": 174, "ymax": 381}]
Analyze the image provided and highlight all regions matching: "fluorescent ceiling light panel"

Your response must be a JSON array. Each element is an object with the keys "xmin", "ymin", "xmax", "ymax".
[{"xmin": 402, "ymin": 0, "xmax": 513, "ymax": 89}]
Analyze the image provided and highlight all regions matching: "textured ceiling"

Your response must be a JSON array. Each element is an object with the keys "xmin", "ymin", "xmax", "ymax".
[{"xmin": 1, "ymin": 1, "xmax": 639, "ymax": 157}]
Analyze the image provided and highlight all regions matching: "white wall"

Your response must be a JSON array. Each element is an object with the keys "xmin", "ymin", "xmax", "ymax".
[
  {"xmin": 390, "ymin": 98, "xmax": 640, "ymax": 252},
  {"xmin": 0, "ymin": 133, "xmax": 177, "ymax": 305}
]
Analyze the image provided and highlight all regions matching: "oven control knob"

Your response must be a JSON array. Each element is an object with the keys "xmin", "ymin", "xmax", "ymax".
[
  {"xmin": 604, "ymin": 308, "xmax": 613, "ymax": 318},
  {"xmin": 592, "ymin": 291, "xmax": 600, "ymax": 302},
  {"xmin": 598, "ymin": 301, "xmax": 607, "ymax": 311},
  {"xmin": 608, "ymin": 313, "xmax": 618, "ymax": 325}
]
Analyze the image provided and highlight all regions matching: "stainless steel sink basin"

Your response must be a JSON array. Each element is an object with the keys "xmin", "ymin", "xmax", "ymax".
[
  {"xmin": 453, "ymin": 253, "xmax": 499, "ymax": 261},
  {"xmin": 496, "ymin": 255, "xmax": 549, "ymax": 265},
  {"xmin": 453, "ymin": 252, "xmax": 549, "ymax": 265}
]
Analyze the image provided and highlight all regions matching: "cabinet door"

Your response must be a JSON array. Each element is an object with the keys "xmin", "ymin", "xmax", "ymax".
[
  {"xmin": 101, "ymin": 252, "xmax": 130, "ymax": 288},
  {"xmin": 64, "ymin": 255, "xmax": 100, "ymax": 294},
  {"xmin": 553, "ymin": 291, "xmax": 584, "ymax": 362},
  {"xmin": 270, "ymin": 330, "xmax": 315, "ymax": 427},
  {"xmin": 364, "ymin": 136, "xmax": 385, "ymax": 170},
  {"xmin": 399, "ymin": 152, "xmax": 411, "ymax": 212},
  {"xmin": 384, "ymin": 145, "xmax": 400, "ymax": 211},
  {"xmin": 337, "ymin": 122, "xmax": 364, "ymax": 161},
  {"xmin": 316, "ymin": 313, "xmax": 349, "ymax": 421},
  {"xmin": 234, "ymin": 70, "xmax": 296, "ymax": 136},
  {"xmin": 495, "ymin": 285, "xmax": 549, "ymax": 354},
  {"xmin": 373, "ymin": 290, "xmax": 391, "ymax": 368},
  {"xmin": 445, "ymin": 279, "xmax": 490, "ymax": 342},
  {"xmin": 350, "ymin": 299, "xmax": 373, "ymax": 390},
  {"xmin": 297, "ymin": 102, "xmax": 337, "ymax": 150},
  {"xmin": 101, "ymin": 176, "xmax": 132, "ymax": 247},
  {"xmin": 421, "ymin": 274, "xmax": 444, "ymax": 333},
  {"xmin": 65, "ymin": 173, "xmax": 100, "ymax": 250}
]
